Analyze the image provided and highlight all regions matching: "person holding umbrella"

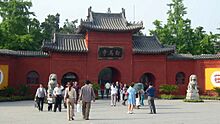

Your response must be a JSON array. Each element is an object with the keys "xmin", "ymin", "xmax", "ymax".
[{"xmin": 133, "ymin": 83, "xmax": 144, "ymax": 108}]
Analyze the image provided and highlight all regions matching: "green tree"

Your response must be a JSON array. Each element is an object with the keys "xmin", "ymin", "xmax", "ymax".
[
  {"xmin": 41, "ymin": 13, "xmax": 60, "ymax": 40},
  {"xmin": 59, "ymin": 19, "xmax": 78, "ymax": 34},
  {"xmin": 0, "ymin": 0, "xmax": 42, "ymax": 50},
  {"xmin": 214, "ymin": 28, "xmax": 220, "ymax": 52},
  {"xmin": 150, "ymin": 0, "xmax": 217, "ymax": 55}
]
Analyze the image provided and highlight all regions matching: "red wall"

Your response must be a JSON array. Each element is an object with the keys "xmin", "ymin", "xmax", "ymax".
[
  {"xmin": 50, "ymin": 52, "xmax": 87, "ymax": 86},
  {"xmin": 0, "ymin": 56, "xmax": 50, "ymax": 94},
  {"xmin": 133, "ymin": 54, "xmax": 167, "ymax": 90},
  {"xmin": 86, "ymin": 31, "xmax": 133, "ymax": 84},
  {"xmin": 15, "ymin": 57, "xmax": 50, "ymax": 93},
  {"xmin": 195, "ymin": 60, "xmax": 220, "ymax": 94},
  {"xmin": 0, "ymin": 56, "xmax": 16, "ymax": 88},
  {"xmin": 166, "ymin": 60, "xmax": 195, "ymax": 95}
]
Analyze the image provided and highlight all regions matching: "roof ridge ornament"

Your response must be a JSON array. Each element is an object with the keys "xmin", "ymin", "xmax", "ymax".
[
  {"xmin": 88, "ymin": 6, "xmax": 92, "ymax": 15},
  {"xmin": 53, "ymin": 33, "xmax": 56, "ymax": 43},
  {"xmin": 107, "ymin": 8, "xmax": 111, "ymax": 13},
  {"xmin": 122, "ymin": 8, "xmax": 126, "ymax": 18},
  {"xmin": 87, "ymin": 6, "xmax": 93, "ymax": 21}
]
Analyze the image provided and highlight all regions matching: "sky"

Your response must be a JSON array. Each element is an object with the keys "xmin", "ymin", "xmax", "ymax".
[{"xmin": 30, "ymin": 0, "xmax": 220, "ymax": 35}]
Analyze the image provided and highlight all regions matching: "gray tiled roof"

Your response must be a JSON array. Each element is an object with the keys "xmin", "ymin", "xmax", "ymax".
[
  {"xmin": 0, "ymin": 49, "xmax": 48, "ymax": 57},
  {"xmin": 132, "ymin": 35, "xmax": 175, "ymax": 54},
  {"xmin": 167, "ymin": 53, "xmax": 220, "ymax": 60},
  {"xmin": 77, "ymin": 8, "xmax": 143, "ymax": 33},
  {"xmin": 42, "ymin": 33, "xmax": 88, "ymax": 53}
]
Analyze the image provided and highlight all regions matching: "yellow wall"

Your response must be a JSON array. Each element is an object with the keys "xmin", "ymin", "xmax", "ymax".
[
  {"xmin": 0, "ymin": 65, "xmax": 9, "ymax": 90},
  {"xmin": 205, "ymin": 68, "xmax": 220, "ymax": 90}
]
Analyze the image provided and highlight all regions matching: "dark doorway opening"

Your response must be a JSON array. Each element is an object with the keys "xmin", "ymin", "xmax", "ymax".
[
  {"xmin": 61, "ymin": 72, "xmax": 78, "ymax": 87},
  {"xmin": 98, "ymin": 67, "xmax": 121, "ymax": 84},
  {"xmin": 139, "ymin": 73, "xmax": 156, "ymax": 90}
]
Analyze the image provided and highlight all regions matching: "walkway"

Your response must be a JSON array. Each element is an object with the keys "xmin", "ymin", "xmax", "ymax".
[{"xmin": 0, "ymin": 99, "xmax": 220, "ymax": 124}]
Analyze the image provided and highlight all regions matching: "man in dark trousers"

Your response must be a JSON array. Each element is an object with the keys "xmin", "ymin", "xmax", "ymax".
[
  {"xmin": 146, "ymin": 82, "xmax": 156, "ymax": 114},
  {"xmin": 79, "ymin": 80, "xmax": 96, "ymax": 120},
  {"xmin": 53, "ymin": 83, "xmax": 64, "ymax": 112},
  {"xmin": 35, "ymin": 84, "xmax": 47, "ymax": 111}
]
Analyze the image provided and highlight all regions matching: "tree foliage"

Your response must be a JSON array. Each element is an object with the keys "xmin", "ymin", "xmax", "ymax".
[
  {"xmin": 150, "ymin": 0, "xmax": 218, "ymax": 55},
  {"xmin": 0, "ymin": 0, "xmax": 42, "ymax": 50},
  {"xmin": 59, "ymin": 19, "xmax": 78, "ymax": 34},
  {"xmin": 0, "ymin": 0, "xmax": 78, "ymax": 50},
  {"xmin": 40, "ymin": 13, "xmax": 60, "ymax": 41}
]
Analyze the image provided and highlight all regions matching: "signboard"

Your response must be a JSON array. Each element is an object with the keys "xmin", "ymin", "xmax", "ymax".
[
  {"xmin": 205, "ymin": 68, "xmax": 220, "ymax": 90},
  {"xmin": 98, "ymin": 46, "xmax": 123, "ymax": 60},
  {"xmin": 0, "ymin": 65, "xmax": 8, "ymax": 90}
]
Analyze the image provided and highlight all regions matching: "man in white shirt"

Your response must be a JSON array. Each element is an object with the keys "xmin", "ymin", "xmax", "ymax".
[
  {"xmin": 105, "ymin": 82, "xmax": 111, "ymax": 98},
  {"xmin": 35, "ymin": 84, "xmax": 47, "ymax": 111},
  {"xmin": 53, "ymin": 83, "xmax": 64, "ymax": 112}
]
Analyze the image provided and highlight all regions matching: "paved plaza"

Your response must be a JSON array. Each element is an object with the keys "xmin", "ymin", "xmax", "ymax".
[{"xmin": 0, "ymin": 99, "xmax": 220, "ymax": 124}]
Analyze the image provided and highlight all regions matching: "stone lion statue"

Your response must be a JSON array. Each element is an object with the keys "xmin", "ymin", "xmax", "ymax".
[
  {"xmin": 186, "ymin": 74, "xmax": 199, "ymax": 100},
  {"xmin": 47, "ymin": 73, "xmax": 57, "ymax": 95},
  {"xmin": 187, "ymin": 75, "xmax": 198, "ymax": 91}
]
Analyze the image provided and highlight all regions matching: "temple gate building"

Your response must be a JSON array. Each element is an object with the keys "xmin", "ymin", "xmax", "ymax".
[{"xmin": 1, "ymin": 7, "xmax": 220, "ymax": 95}]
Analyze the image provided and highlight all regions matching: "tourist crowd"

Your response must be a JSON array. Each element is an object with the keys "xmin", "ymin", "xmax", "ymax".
[{"xmin": 34, "ymin": 80, "xmax": 156, "ymax": 121}]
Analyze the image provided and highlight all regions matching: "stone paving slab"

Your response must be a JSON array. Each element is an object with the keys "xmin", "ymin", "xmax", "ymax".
[{"xmin": 0, "ymin": 99, "xmax": 220, "ymax": 124}]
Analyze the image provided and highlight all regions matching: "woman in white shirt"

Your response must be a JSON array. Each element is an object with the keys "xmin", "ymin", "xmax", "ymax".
[
  {"xmin": 111, "ymin": 82, "xmax": 117, "ymax": 106},
  {"xmin": 64, "ymin": 82, "xmax": 76, "ymax": 121}
]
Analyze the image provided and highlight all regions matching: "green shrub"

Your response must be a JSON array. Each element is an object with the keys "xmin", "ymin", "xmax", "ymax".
[
  {"xmin": 92, "ymin": 83, "xmax": 100, "ymax": 91},
  {"xmin": 160, "ymin": 94, "xmax": 175, "ymax": 99},
  {"xmin": 183, "ymin": 99, "xmax": 204, "ymax": 102},
  {"xmin": 200, "ymin": 95, "xmax": 220, "ymax": 100},
  {"xmin": 18, "ymin": 84, "xmax": 30, "ymax": 96},
  {"xmin": 0, "ymin": 95, "xmax": 33, "ymax": 102},
  {"xmin": 91, "ymin": 83, "xmax": 100, "ymax": 99},
  {"xmin": 212, "ymin": 87, "xmax": 220, "ymax": 96},
  {"xmin": 3, "ymin": 87, "xmax": 16, "ymax": 97},
  {"xmin": 159, "ymin": 84, "xmax": 178, "ymax": 95},
  {"xmin": 173, "ymin": 95, "xmax": 185, "ymax": 99}
]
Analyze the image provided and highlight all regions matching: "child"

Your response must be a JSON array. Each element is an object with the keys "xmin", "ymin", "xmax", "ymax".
[
  {"xmin": 47, "ymin": 94, "xmax": 53, "ymax": 111},
  {"xmin": 122, "ymin": 84, "xmax": 128, "ymax": 106}
]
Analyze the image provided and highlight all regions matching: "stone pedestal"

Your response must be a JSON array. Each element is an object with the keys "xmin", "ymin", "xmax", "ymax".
[{"xmin": 186, "ymin": 90, "xmax": 200, "ymax": 100}]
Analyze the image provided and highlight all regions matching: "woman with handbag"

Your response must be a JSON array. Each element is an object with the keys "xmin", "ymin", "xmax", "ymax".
[{"xmin": 64, "ymin": 82, "xmax": 76, "ymax": 121}]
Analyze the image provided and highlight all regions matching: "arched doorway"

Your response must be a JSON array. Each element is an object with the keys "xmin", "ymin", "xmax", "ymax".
[
  {"xmin": 98, "ymin": 67, "xmax": 121, "ymax": 84},
  {"xmin": 139, "ymin": 73, "xmax": 156, "ymax": 89},
  {"xmin": 61, "ymin": 72, "xmax": 78, "ymax": 87},
  {"xmin": 176, "ymin": 72, "xmax": 185, "ymax": 85}
]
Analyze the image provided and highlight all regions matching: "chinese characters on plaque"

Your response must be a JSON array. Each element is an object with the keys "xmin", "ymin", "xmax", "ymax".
[{"xmin": 98, "ymin": 46, "xmax": 123, "ymax": 59}]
